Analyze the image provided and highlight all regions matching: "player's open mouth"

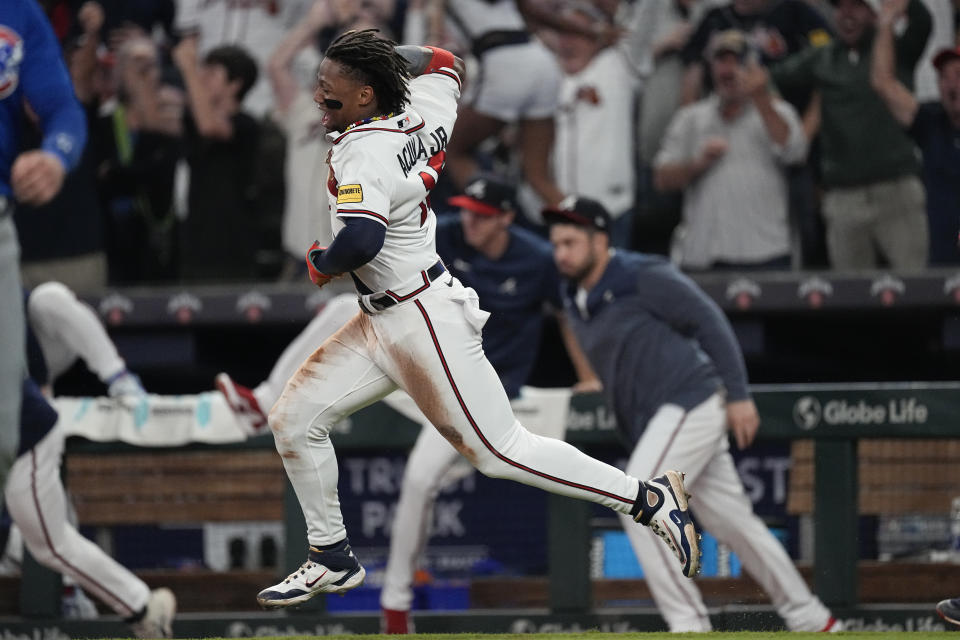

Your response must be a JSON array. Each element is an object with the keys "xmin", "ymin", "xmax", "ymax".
[{"xmin": 320, "ymin": 111, "xmax": 334, "ymax": 128}]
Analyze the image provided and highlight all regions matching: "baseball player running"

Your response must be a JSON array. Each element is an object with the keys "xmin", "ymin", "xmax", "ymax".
[
  {"xmin": 379, "ymin": 174, "xmax": 598, "ymax": 633},
  {"xmin": 545, "ymin": 197, "xmax": 840, "ymax": 633},
  {"xmin": 254, "ymin": 30, "xmax": 701, "ymax": 610}
]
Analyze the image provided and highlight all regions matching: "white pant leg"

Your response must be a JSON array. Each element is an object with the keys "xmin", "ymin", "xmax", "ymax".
[
  {"xmin": 690, "ymin": 443, "xmax": 832, "ymax": 632},
  {"xmin": 27, "ymin": 282, "xmax": 126, "ymax": 383},
  {"xmin": 380, "ymin": 422, "xmax": 460, "ymax": 611},
  {"xmin": 255, "ymin": 294, "xmax": 359, "ymax": 412},
  {"xmin": 380, "ymin": 386, "xmax": 571, "ymax": 612},
  {"xmin": 5, "ymin": 427, "xmax": 150, "ymax": 617},
  {"xmin": 268, "ymin": 311, "xmax": 398, "ymax": 546},
  {"xmin": 618, "ymin": 399, "xmax": 718, "ymax": 632},
  {"xmin": 370, "ymin": 280, "xmax": 640, "ymax": 513}
]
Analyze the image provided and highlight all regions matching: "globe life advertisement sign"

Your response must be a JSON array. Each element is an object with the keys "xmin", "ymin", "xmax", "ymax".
[
  {"xmin": 751, "ymin": 382, "xmax": 960, "ymax": 438},
  {"xmin": 792, "ymin": 395, "xmax": 929, "ymax": 430}
]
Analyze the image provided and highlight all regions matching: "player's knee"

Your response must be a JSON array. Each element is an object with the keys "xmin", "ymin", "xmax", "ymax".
[
  {"xmin": 24, "ymin": 539, "xmax": 62, "ymax": 570},
  {"xmin": 471, "ymin": 421, "xmax": 532, "ymax": 479},
  {"xmin": 28, "ymin": 281, "xmax": 76, "ymax": 319},
  {"xmin": 266, "ymin": 394, "xmax": 298, "ymax": 436},
  {"xmin": 267, "ymin": 392, "xmax": 336, "ymax": 445},
  {"xmin": 471, "ymin": 451, "xmax": 510, "ymax": 479}
]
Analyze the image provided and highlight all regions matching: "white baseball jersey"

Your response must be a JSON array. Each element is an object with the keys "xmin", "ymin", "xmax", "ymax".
[
  {"xmin": 554, "ymin": 47, "xmax": 641, "ymax": 218},
  {"xmin": 325, "ymin": 68, "xmax": 461, "ymax": 293}
]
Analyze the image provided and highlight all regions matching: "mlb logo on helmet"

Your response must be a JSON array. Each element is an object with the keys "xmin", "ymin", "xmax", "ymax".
[{"xmin": 0, "ymin": 26, "xmax": 24, "ymax": 100}]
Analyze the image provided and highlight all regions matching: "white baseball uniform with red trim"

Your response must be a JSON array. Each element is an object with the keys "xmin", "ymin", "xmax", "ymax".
[
  {"xmin": 269, "ymin": 53, "xmax": 644, "ymax": 547},
  {"xmin": 4, "ymin": 282, "xmax": 152, "ymax": 619}
]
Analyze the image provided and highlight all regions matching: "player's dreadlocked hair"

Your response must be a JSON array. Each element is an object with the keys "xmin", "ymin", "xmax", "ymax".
[{"xmin": 324, "ymin": 29, "xmax": 411, "ymax": 116}]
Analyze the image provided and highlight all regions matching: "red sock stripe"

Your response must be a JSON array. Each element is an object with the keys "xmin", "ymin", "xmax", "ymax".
[{"xmin": 413, "ymin": 299, "xmax": 633, "ymax": 505}]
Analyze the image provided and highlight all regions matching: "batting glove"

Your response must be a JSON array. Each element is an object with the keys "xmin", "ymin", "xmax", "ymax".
[{"xmin": 305, "ymin": 241, "xmax": 335, "ymax": 288}]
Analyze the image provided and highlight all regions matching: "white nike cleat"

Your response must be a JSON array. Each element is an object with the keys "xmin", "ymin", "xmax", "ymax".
[
  {"xmin": 257, "ymin": 538, "xmax": 366, "ymax": 609},
  {"xmin": 634, "ymin": 470, "xmax": 702, "ymax": 578},
  {"xmin": 130, "ymin": 588, "xmax": 176, "ymax": 638}
]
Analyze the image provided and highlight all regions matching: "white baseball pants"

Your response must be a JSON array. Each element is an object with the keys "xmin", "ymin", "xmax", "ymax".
[
  {"xmin": 269, "ymin": 275, "xmax": 641, "ymax": 546},
  {"xmin": 27, "ymin": 281, "xmax": 128, "ymax": 384},
  {"xmin": 617, "ymin": 392, "xmax": 832, "ymax": 632},
  {"xmin": 4, "ymin": 426, "xmax": 150, "ymax": 617},
  {"xmin": 379, "ymin": 386, "xmax": 571, "ymax": 611},
  {"xmin": 252, "ymin": 294, "xmax": 360, "ymax": 413}
]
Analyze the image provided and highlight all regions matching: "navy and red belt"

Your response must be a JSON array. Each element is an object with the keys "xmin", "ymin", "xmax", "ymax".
[{"xmin": 361, "ymin": 261, "xmax": 447, "ymax": 313}]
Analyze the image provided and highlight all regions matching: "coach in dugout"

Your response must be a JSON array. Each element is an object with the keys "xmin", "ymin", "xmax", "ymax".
[{"xmin": 544, "ymin": 196, "xmax": 842, "ymax": 633}]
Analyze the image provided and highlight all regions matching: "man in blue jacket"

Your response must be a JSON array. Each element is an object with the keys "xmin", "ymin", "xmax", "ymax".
[
  {"xmin": 545, "ymin": 197, "xmax": 841, "ymax": 633},
  {"xmin": 0, "ymin": 0, "xmax": 86, "ymax": 510}
]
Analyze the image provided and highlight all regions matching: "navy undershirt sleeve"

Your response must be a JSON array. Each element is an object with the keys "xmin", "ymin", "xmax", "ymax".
[{"xmin": 312, "ymin": 216, "xmax": 386, "ymax": 274}]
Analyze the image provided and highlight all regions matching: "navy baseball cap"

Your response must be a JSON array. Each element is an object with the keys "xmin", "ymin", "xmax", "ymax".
[
  {"xmin": 542, "ymin": 196, "xmax": 611, "ymax": 234},
  {"xmin": 448, "ymin": 174, "xmax": 516, "ymax": 216}
]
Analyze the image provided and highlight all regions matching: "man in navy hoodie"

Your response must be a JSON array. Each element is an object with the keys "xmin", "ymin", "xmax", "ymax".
[{"xmin": 545, "ymin": 196, "xmax": 841, "ymax": 633}]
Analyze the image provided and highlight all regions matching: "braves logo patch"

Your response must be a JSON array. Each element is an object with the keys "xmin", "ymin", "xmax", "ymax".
[
  {"xmin": 0, "ymin": 25, "xmax": 24, "ymax": 100},
  {"xmin": 337, "ymin": 184, "xmax": 363, "ymax": 204}
]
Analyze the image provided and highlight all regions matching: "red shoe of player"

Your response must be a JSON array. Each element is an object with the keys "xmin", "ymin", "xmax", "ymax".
[
  {"xmin": 381, "ymin": 608, "xmax": 413, "ymax": 634},
  {"xmin": 215, "ymin": 373, "xmax": 268, "ymax": 436}
]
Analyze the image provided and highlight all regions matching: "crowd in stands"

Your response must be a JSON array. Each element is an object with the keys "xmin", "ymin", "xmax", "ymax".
[{"xmin": 14, "ymin": 0, "xmax": 960, "ymax": 290}]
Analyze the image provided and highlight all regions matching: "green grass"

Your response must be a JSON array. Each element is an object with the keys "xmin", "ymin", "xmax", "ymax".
[
  {"xmin": 91, "ymin": 634, "xmax": 957, "ymax": 640},
  {"xmin": 323, "ymin": 634, "xmax": 946, "ymax": 639}
]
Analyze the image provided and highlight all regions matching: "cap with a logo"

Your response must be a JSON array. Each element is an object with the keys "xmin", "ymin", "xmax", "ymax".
[
  {"xmin": 448, "ymin": 174, "xmax": 516, "ymax": 216},
  {"xmin": 933, "ymin": 46, "xmax": 960, "ymax": 72},
  {"xmin": 542, "ymin": 195, "xmax": 611, "ymax": 233},
  {"xmin": 706, "ymin": 29, "xmax": 749, "ymax": 61}
]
